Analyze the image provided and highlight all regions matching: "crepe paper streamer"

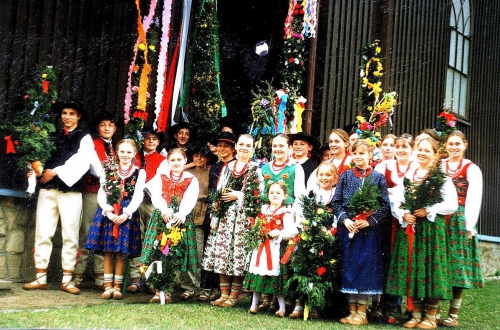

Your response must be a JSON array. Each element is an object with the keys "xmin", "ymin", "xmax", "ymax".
[
  {"xmin": 283, "ymin": 0, "xmax": 297, "ymax": 39},
  {"xmin": 276, "ymin": 89, "xmax": 288, "ymax": 133},
  {"xmin": 124, "ymin": 0, "xmax": 158, "ymax": 123},
  {"xmin": 160, "ymin": 290, "xmax": 166, "ymax": 305},
  {"xmin": 145, "ymin": 260, "xmax": 163, "ymax": 280},
  {"xmin": 303, "ymin": 0, "xmax": 317, "ymax": 38},
  {"xmin": 290, "ymin": 96, "xmax": 306, "ymax": 133},
  {"xmin": 304, "ymin": 304, "xmax": 310, "ymax": 321},
  {"xmin": 153, "ymin": 0, "xmax": 174, "ymax": 130},
  {"xmin": 212, "ymin": 0, "xmax": 227, "ymax": 117},
  {"xmin": 170, "ymin": 0, "xmax": 193, "ymax": 126},
  {"xmin": 157, "ymin": 34, "xmax": 181, "ymax": 132},
  {"xmin": 4, "ymin": 136, "xmax": 16, "ymax": 154},
  {"xmin": 30, "ymin": 101, "xmax": 39, "ymax": 115}
]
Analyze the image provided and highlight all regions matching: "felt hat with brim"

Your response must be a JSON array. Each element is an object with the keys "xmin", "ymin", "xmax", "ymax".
[
  {"xmin": 89, "ymin": 111, "xmax": 123, "ymax": 131},
  {"xmin": 142, "ymin": 126, "xmax": 166, "ymax": 144},
  {"xmin": 216, "ymin": 131, "xmax": 236, "ymax": 146},
  {"xmin": 191, "ymin": 144, "xmax": 218, "ymax": 165},
  {"xmin": 169, "ymin": 122, "xmax": 196, "ymax": 138},
  {"xmin": 289, "ymin": 132, "xmax": 320, "ymax": 150},
  {"xmin": 52, "ymin": 99, "xmax": 88, "ymax": 121}
]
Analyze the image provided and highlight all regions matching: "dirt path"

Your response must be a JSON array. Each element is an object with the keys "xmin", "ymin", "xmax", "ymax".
[{"xmin": 1, "ymin": 281, "xmax": 153, "ymax": 311}]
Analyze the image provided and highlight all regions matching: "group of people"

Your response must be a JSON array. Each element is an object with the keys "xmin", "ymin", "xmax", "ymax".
[{"xmin": 22, "ymin": 99, "xmax": 483, "ymax": 329}]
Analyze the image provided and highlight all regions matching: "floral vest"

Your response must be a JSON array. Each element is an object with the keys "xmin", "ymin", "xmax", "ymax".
[
  {"xmin": 261, "ymin": 163, "xmax": 296, "ymax": 204},
  {"xmin": 451, "ymin": 162, "xmax": 472, "ymax": 206}
]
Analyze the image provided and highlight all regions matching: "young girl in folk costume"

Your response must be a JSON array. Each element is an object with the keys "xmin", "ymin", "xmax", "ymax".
[
  {"xmin": 202, "ymin": 134, "xmax": 262, "ymax": 307},
  {"xmin": 331, "ymin": 139, "xmax": 390, "ymax": 325},
  {"xmin": 307, "ymin": 129, "xmax": 352, "ymax": 192},
  {"xmin": 261, "ymin": 133, "xmax": 307, "ymax": 205},
  {"xmin": 245, "ymin": 182, "xmax": 298, "ymax": 318},
  {"xmin": 290, "ymin": 161, "xmax": 339, "ymax": 320},
  {"xmin": 374, "ymin": 134, "xmax": 417, "ymax": 323},
  {"xmin": 441, "ymin": 131, "xmax": 483, "ymax": 327},
  {"xmin": 85, "ymin": 139, "xmax": 146, "ymax": 300},
  {"xmin": 258, "ymin": 133, "xmax": 306, "ymax": 311},
  {"xmin": 140, "ymin": 148, "xmax": 199, "ymax": 303},
  {"xmin": 386, "ymin": 137, "xmax": 458, "ymax": 329}
]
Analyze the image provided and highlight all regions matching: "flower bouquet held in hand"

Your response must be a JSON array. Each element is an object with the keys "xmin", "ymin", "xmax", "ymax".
[
  {"xmin": 285, "ymin": 193, "xmax": 338, "ymax": 319},
  {"xmin": 101, "ymin": 154, "xmax": 122, "ymax": 239},
  {"xmin": 400, "ymin": 160, "xmax": 446, "ymax": 215},
  {"xmin": 140, "ymin": 197, "xmax": 186, "ymax": 304},
  {"xmin": 346, "ymin": 178, "xmax": 381, "ymax": 238}
]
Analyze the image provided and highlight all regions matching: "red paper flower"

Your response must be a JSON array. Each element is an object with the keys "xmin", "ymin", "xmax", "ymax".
[
  {"xmin": 317, "ymin": 266, "xmax": 327, "ymax": 276},
  {"xmin": 289, "ymin": 58, "xmax": 294, "ymax": 63},
  {"xmin": 360, "ymin": 122, "xmax": 372, "ymax": 130},
  {"xmin": 253, "ymin": 190, "xmax": 259, "ymax": 197}
]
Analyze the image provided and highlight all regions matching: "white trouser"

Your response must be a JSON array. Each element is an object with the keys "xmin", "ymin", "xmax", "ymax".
[
  {"xmin": 34, "ymin": 188, "xmax": 82, "ymax": 271},
  {"xmin": 74, "ymin": 192, "xmax": 104, "ymax": 275}
]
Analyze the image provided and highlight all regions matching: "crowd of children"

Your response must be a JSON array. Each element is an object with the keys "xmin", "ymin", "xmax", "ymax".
[{"xmin": 22, "ymin": 101, "xmax": 483, "ymax": 328}]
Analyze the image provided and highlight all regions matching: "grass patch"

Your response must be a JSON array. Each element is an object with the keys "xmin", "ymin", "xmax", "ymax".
[{"xmin": 1, "ymin": 280, "xmax": 499, "ymax": 329}]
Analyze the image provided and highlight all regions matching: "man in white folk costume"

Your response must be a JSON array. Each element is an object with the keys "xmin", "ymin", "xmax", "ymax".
[{"xmin": 23, "ymin": 99, "xmax": 94, "ymax": 295}]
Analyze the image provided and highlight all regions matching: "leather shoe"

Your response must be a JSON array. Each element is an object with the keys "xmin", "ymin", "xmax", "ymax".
[
  {"xmin": 60, "ymin": 282, "xmax": 81, "ymax": 295},
  {"xmin": 23, "ymin": 280, "xmax": 48, "ymax": 291}
]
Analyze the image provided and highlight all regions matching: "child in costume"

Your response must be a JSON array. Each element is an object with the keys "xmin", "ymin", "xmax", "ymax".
[
  {"xmin": 245, "ymin": 182, "xmax": 298, "ymax": 318},
  {"xmin": 141, "ymin": 148, "xmax": 199, "ymax": 303},
  {"xmin": 85, "ymin": 139, "xmax": 146, "ymax": 300},
  {"xmin": 332, "ymin": 139, "xmax": 390, "ymax": 325}
]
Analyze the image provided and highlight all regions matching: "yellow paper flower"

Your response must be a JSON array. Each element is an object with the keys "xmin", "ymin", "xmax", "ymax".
[
  {"xmin": 356, "ymin": 116, "xmax": 366, "ymax": 123},
  {"xmin": 41, "ymin": 73, "xmax": 47, "ymax": 79},
  {"xmin": 317, "ymin": 208, "xmax": 324, "ymax": 215},
  {"xmin": 375, "ymin": 132, "xmax": 381, "ymax": 137},
  {"xmin": 165, "ymin": 226, "xmax": 184, "ymax": 246},
  {"xmin": 302, "ymin": 219, "xmax": 309, "ymax": 225},
  {"xmin": 330, "ymin": 259, "xmax": 336, "ymax": 264},
  {"xmin": 138, "ymin": 43, "xmax": 146, "ymax": 51},
  {"xmin": 375, "ymin": 46, "xmax": 381, "ymax": 53},
  {"xmin": 301, "ymin": 232, "xmax": 308, "ymax": 240},
  {"xmin": 149, "ymin": 45, "xmax": 156, "ymax": 51}
]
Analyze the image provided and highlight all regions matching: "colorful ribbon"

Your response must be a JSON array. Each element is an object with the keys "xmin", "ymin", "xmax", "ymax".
[
  {"xmin": 255, "ymin": 237, "xmax": 273, "ymax": 271},
  {"xmin": 124, "ymin": 0, "xmax": 158, "ymax": 123},
  {"xmin": 405, "ymin": 223, "xmax": 415, "ymax": 311},
  {"xmin": 4, "ymin": 136, "xmax": 16, "ymax": 154},
  {"xmin": 153, "ymin": 0, "xmax": 174, "ymax": 130},
  {"xmin": 280, "ymin": 234, "xmax": 300, "ymax": 264}
]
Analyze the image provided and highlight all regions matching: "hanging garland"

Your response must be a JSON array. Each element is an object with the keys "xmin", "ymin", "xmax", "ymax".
[
  {"xmin": 355, "ymin": 41, "xmax": 398, "ymax": 147},
  {"xmin": 124, "ymin": 0, "xmax": 161, "ymax": 149},
  {"xmin": 180, "ymin": 0, "xmax": 225, "ymax": 143},
  {"xmin": 0, "ymin": 65, "xmax": 57, "ymax": 173}
]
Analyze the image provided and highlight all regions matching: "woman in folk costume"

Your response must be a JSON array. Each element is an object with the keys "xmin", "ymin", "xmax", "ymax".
[
  {"xmin": 85, "ymin": 139, "xmax": 146, "ymax": 300},
  {"xmin": 245, "ymin": 182, "xmax": 298, "ymax": 318},
  {"xmin": 202, "ymin": 134, "xmax": 263, "ymax": 307},
  {"xmin": 140, "ymin": 148, "xmax": 199, "ymax": 303},
  {"xmin": 386, "ymin": 137, "xmax": 458, "ymax": 329},
  {"xmin": 307, "ymin": 128, "xmax": 353, "ymax": 192},
  {"xmin": 331, "ymin": 139, "xmax": 390, "ymax": 325},
  {"xmin": 374, "ymin": 134, "xmax": 418, "ymax": 323},
  {"xmin": 440, "ymin": 131, "xmax": 483, "ymax": 327}
]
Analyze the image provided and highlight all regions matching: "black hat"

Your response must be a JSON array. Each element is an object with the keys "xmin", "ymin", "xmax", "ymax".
[
  {"xmin": 289, "ymin": 132, "xmax": 319, "ymax": 149},
  {"xmin": 89, "ymin": 111, "xmax": 123, "ymax": 131},
  {"xmin": 191, "ymin": 144, "xmax": 218, "ymax": 165},
  {"xmin": 52, "ymin": 99, "xmax": 88, "ymax": 121},
  {"xmin": 169, "ymin": 122, "xmax": 195, "ymax": 138},
  {"xmin": 216, "ymin": 131, "xmax": 236, "ymax": 146},
  {"xmin": 142, "ymin": 126, "xmax": 166, "ymax": 144}
]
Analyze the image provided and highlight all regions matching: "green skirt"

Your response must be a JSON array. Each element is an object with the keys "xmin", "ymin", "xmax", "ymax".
[
  {"xmin": 447, "ymin": 206, "xmax": 484, "ymax": 289},
  {"xmin": 386, "ymin": 215, "xmax": 452, "ymax": 300},
  {"xmin": 140, "ymin": 208, "xmax": 198, "ymax": 272},
  {"xmin": 243, "ymin": 244, "xmax": 288, "ymax": 295}
]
